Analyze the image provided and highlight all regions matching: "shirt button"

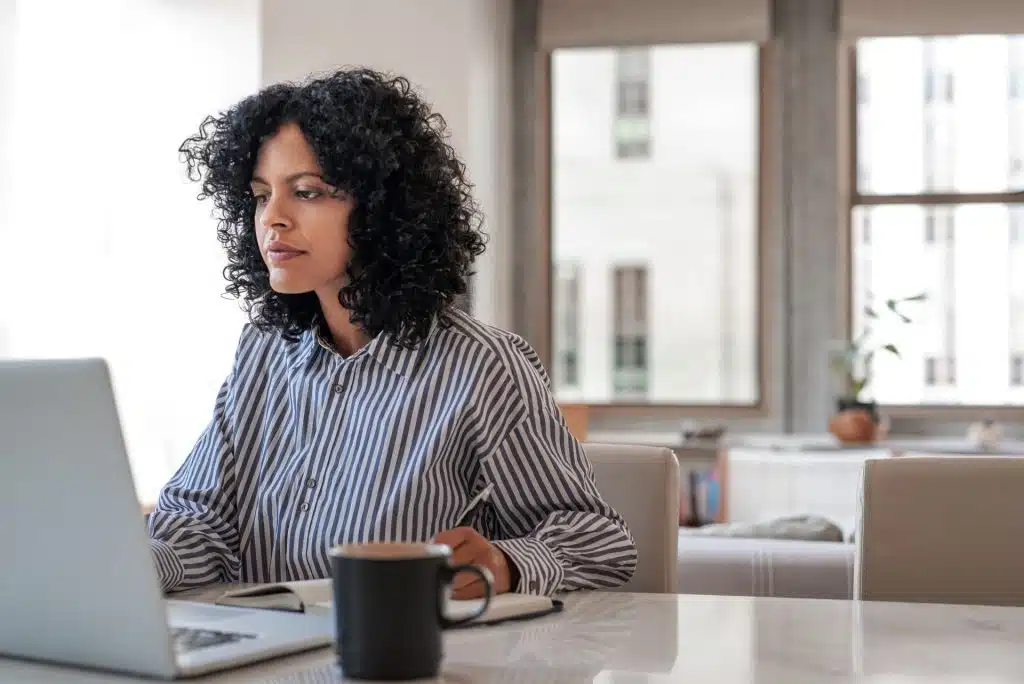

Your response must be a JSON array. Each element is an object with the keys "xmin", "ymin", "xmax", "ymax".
[
  {"xmin": 332, "ymin": 383, "xmax": 344, "ymax": 394},
  {"xmin": 306, "ymin": 478, "xmax": 317, "ymax": 488},
  {"xmin": 299, "ymin": 502, "xmax": 310, "ymax": 512}
]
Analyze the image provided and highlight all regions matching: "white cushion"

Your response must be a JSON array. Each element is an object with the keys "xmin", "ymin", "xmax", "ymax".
[{"xmin": 677, "ymin": 533, "xmax": 855, "ymax": 599}]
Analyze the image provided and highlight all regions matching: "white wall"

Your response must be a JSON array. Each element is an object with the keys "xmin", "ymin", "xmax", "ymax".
[
  {"xmin": 2, "ymin": 0, "xmax": 258, "ymax": 501},
  {"xmin": 0, "ymin": 0, "xmax": 16, "ymax": 356},
  {"xmin": 261, "ymin": 0, "xmax": 514, "ymax": 330},
  {"xmin": 1, "ymin": 0, "xmax": 513, "ymax": 503}
]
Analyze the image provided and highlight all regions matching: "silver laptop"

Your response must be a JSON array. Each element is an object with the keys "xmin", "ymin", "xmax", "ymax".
[{"xmin": 0, "ymin": 358, "xmax": 334, "ymax": 679}]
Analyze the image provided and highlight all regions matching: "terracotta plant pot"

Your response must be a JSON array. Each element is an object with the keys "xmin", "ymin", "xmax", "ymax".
[{"xmin": 829, "ymin": 398, "xmax": 880, "ymax": 444}]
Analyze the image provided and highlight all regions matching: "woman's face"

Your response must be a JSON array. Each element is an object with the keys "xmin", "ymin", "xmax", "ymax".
[{"xmin": 251, "ymin": 122, "xmax": 356, "ymax": 297}]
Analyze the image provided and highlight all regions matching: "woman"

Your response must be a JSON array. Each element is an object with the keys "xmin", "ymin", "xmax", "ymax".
[{"xmin": 148, "ymin": 68, "xmax": 636, "ymax": 598}]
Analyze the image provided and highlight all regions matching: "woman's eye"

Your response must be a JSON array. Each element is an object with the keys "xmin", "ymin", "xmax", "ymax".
[
  {"xmin": 252, "ymin": 194, "xmax": 269, "ymax": 206},
  {"xmin": 295, "ymin": 189, "xmax": 322, "ymax": 200}
]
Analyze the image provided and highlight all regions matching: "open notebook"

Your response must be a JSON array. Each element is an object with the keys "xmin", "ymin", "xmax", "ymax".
[{"xmin": 215, "ymin": 579, "xmax": 561, "ymax": 626}]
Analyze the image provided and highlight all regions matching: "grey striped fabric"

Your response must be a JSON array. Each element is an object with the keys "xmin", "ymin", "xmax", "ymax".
[{"xmin": 148, "ymin": 308, "xmax": 636, "ymax": 595}]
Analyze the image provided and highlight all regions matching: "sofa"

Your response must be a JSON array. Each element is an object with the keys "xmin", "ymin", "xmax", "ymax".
[{"xmin": 677, "ymin": 532, "xmax": 855, "ymax": 599}]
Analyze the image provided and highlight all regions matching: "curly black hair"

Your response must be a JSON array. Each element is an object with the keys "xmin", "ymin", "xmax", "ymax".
[{"xmin": 179, "ymin": 67, "xmax": 486, "ymax": 348}]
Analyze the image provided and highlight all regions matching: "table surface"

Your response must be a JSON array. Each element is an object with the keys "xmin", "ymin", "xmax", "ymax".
[{"xmin": 4, "ymin": 591, "xmax": 1024, "ymax": 683}]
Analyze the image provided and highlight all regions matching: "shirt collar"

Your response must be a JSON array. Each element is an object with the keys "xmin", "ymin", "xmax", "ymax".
[{"xmin": 295, "ymin": 316, "xmax": 439, "ymax": 377}]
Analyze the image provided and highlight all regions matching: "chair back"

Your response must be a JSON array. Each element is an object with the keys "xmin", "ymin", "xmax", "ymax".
[
  {"xmin": 856, "ymin": 455, "xmax": 1024, "ymax": 606},
  {"xmin": 584, "ymin": 443, "xmax": 680, "ymax": 593}
]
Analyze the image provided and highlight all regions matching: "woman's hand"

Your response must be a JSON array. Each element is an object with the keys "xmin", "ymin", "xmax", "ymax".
[{"xmin": 433, "ymin": 526, "xmax": 517, "ymax": 599}]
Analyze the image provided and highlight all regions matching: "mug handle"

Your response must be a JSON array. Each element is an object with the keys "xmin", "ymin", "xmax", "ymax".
[{"xmin": 438, "ymin": 564, "xmax": 494, "ymax": 628}]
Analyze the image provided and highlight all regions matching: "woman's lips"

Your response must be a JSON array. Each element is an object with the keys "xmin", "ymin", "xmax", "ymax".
[{"xmin": 267, "ymin": 249, "xmax": 304, "ymax": 263}]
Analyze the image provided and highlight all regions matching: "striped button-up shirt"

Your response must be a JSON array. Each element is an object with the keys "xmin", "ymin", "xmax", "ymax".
[{"xmin": 148, "ymin": 308, "xmax": 636, "ymax": 595}]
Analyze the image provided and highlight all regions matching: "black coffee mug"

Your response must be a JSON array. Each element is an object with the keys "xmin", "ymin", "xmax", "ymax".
[{"xmin": 329, "ymin": 542, "xmax": 494, "ymax": 681}]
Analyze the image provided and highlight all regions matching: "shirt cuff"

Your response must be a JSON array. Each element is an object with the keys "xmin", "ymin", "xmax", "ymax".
[
  {"xmin": 492, "ymin": 537, "xmax": 565, "ymax": 596},
  {"xmin": 150, "ymin": 538, "xmax": 185, "ymax": 593}
]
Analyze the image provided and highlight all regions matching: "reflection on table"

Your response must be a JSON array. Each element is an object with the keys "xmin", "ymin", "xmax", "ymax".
[{"xmin": 4, "ymin": 592, "xmax": 1024, "ymax": 683}]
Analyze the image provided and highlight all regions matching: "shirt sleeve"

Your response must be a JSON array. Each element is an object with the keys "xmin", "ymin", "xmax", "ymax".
[
  {"xmin": 147, "ymin": 373, "xmax": 241, "ymax": 593},
  {"xmin": 486, "ymin": 408, "xmax": 637, "ymax": 596}
]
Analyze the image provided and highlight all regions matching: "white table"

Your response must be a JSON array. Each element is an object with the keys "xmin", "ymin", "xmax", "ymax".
[{"xmin": 3, "ymin": 592, "xmax": 1024, "ymax": 682}]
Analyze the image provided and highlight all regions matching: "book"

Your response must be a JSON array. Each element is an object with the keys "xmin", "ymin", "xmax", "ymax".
[{"xmin": 215, "ymin": 579, "xmax": 561, "ymax": 626}]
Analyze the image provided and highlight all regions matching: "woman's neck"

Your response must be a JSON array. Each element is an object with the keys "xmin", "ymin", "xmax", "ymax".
[{"xmin": 316, "ymin": 291, "xmax": 370, "ymax": 357}]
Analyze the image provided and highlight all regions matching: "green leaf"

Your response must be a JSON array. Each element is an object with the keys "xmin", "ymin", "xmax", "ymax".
[
  {"xmin": 886, "ymin": 300, "xmax": 911, "ymax": 323},
  {"xmin": 864, "ymin": 307, "xmax": 878, "ymax": 319},
  {"xmin": 903, "ymin": 292, "xmax": 928, "ymax": 302},
  {"xmin": 882, "ymin": 344, "xmax": 901, "ymax": 358}
]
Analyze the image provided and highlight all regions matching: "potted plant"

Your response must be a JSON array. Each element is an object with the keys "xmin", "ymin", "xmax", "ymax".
[{"xmin": 828, "ymin": 292, "xmax": 927, "ymax": 443}]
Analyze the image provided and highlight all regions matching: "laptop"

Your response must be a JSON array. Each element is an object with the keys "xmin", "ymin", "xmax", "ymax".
[{"xmin": 0, "ymin": 358, "xmax": 334, "ymax": 679}]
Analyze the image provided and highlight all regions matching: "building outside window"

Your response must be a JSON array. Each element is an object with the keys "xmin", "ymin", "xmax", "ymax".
[
  {"xmin": 612, "ymin": 265, "xmax": 649, "ymax": 398},
  {"xmin": 614, "ymin": 47, "xmax": 651, "ymax": 159}
]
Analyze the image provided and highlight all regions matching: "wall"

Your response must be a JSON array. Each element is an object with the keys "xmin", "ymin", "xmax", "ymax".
[
  {"xmin": 0, "ymin": 0, "xmax": 15, "ymax": 356},
  {"xmin": 1, "ymin": 0, "xmax": 514, "ymax": 501},
  {"xmin": 777, "ymin": 0, "xmax": 843, "ymax": 433},
  {"xmin": 261, "ymin": 0, "xmax": 514, "ymax": 330},
  {"xmin": 2, "ymin": 0, "xmax": 258, "ymax": 500}
]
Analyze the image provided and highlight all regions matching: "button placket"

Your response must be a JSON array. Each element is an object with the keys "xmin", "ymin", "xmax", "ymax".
[{"xmin": 330, "ymin": 362, "xmax": 348, "ymax": 395}]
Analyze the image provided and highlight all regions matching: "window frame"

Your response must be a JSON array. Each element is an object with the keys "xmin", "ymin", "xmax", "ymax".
[
  {"xmin": 535, "ymin": 42, "xmax": 775, "ymax": 417},
  {"xmin": 842, "ymin": 42, "xmax": 1024, "ymax": 417}
]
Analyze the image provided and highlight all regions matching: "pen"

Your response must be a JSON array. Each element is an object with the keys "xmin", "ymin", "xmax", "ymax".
[{"xmin": 455, "ymin": 483, "xmax": 495, "ymax": 527}]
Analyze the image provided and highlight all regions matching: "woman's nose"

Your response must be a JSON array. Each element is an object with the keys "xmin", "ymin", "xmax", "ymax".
[{"xmin": 260, "ymin": 195, "xmax": 292, "ymax": 230}]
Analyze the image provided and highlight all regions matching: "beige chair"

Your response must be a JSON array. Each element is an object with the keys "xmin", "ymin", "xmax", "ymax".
[
  {"xmin": 856, "ymin": 456, "xmax": 1024, "ymax": 607},
  {"xmin": 583, "ymin": 443, "xmax": 680, "ymax": 593}
]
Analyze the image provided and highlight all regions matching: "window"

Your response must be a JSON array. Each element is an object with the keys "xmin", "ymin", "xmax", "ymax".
[
  {"xmin": 852, "ymin": 35, "xmax": 1024, "ymax": 406},
  {"xmin": 1012, "ymin": 207, "xmax": 1024, "ymax": 244},
  {"xmin": 924, "ymin": 355, "xmax": 957, "ymax": 387},
  {"xmin": 1012, "ymin": 39, "xmax": 1024, "ymax": 189},
  {"xmin": 923, "ymin": 39, "xmax": 955, "ymax": 105},
  {"xmin": 614, "ymin": 47, "xmax": 651, "ymax": 159},
  {"xmin": 921, "ymin": 41, "xmax": 956, "ymax": 193},
  {"xmin": 1010, "ymin": 37, "xmax": 1024, "ymax": 100},
  {"xmin": 1011, "ymin": 354, "xmax": 1024, "ymax": 386},
  {"xmin": 1010, "ymin": 207, "xmax": 1024, "ymax": 387},
  {"xmin": 551, "ymin": 43, "xmax": 760, "ymax": 404},
  {"xmin": 856, "ymin": 72, "xmax": 869, "ymax": 105},
  {"xmin": 612, "ymin": 266, "xmax": 649, "ymax": 398},
  {"xmin": 858, "ymin": 118, "xmax": 871, "ymax": 191},
  {"xmin": 553, "ymin": 263, "xmax": 582, "ymax": 391},
  {"xmin": 923, "ymin": 207, "xmax": 954, "ymax": 245}
]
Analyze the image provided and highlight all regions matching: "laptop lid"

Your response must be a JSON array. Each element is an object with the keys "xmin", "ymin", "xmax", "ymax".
[{"xmin": 0, "ymin": 358, "xmax": 177, "ymax": 678}]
